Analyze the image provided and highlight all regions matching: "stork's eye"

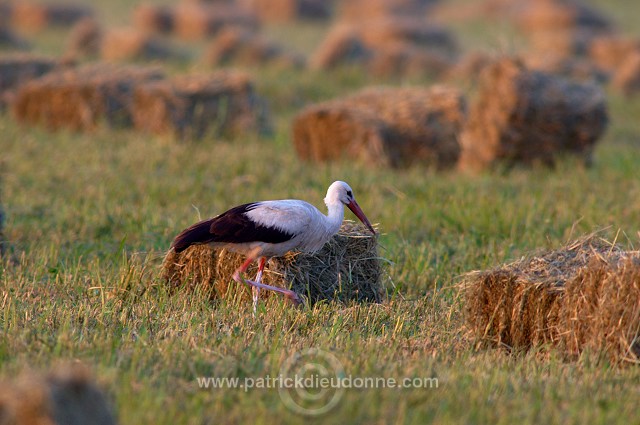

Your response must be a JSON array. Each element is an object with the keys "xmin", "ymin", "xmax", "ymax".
[{"xmin": 346, "ymin": 190, "xmax": 353, "ymax": 198}]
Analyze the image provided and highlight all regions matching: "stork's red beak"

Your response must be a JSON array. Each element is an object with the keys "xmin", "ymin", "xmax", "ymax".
[{"xmin": 347, "ymin": 200, "xmax": 376, "ymax": 235}]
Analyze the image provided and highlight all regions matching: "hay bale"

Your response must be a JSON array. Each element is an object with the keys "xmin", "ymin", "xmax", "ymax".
[
  {"xmin": 358, "ymin": 18, "xmax": 458, "ymax": 57},
  {"xmin": 611, "ymin": 52, "xmax": 640, "ymax": 97},
  {"xmin": 11, "ymin": 2, "xmax": 94, "ymax": 33},
  {"xmin": 445, "ymin": 51, "xmax": 496, "ymax": 83},
  {"xmin": 463, "ymin": 237, "xmax": 605, "ymax": 350},
  {"xmin": 132, "ymin": 3, "xmax": 175, "ymax": 34},
  {"xmin": 523, "ymin": 54, "xmax": 609, "ymax": 84},
  {"xmin": 527, "ymin": 29, "xmax": 595, "ymax": 59},
  {"xmin": 239, "ymin": 0, "xmax": 330, "ymax": 22},
  {"xmin": 458, "ymin": 57, "xmax": 608, "ymax": 172},
  {"xmin": 309, "ymin": 19, "xmax": 458, "ymax": 76},
  {"xmin": 0, "ymin": 363, "xmax": 117, "ymax": 425},
  {"xmin": 100, "ymin": 27, "xmax": 187, "ymax": 62},
  {"xmin": 0, "ymin": 23, "xmax": 30, "ymax": 51},
  {"xmin": 588, "ymin": 35, "xmax": 640, "ymax": 72},
  {"xmin": 559, "ymin": 255, "xmax": 640, "ymax": 363},
  {"xmin": 368, "ymin": 42, "xmax": 453, "ymax": 78},
  {"xmin": 66, "ymin": 18, "xmax": 103, "ymax": 58},
  {"xmin": 478, "ymin": 0, "xmax": 531, "ymax": 22},
  {"xmin": 516, "ymin": 0, "xmax": 613, "ymax": 34},
  {"xmin": 132, "ymin": 71, "xmax": 271, "ymax": 139},
  {"xmin": 0, "ymin": 53, "xmax": 59, "ymax": 108},
  {"xmin": 12, "ymin": 63, "xmax": 165, "ymax": 131},
  {"xmin": 462, "ymin": 236, "xmax": 640, "ymax": 363},
  {"xmin": 161, "ymin": 221, "xmax": 384, "ymax": 305},
  {"xmin": 173, "ymin": 3, "xmax": 258, "ymax": 40},
  {"xmin": 292, "ymin": 85, "xmax": 465, "ymax": 168},
  {"xmin": 308, "ymin": 24, "xmax": 371, "ymax": 70},
  {"xmin": 0, "ymin": 195, "xmax": 5, "ymax": 259},
  {"xmin": 338, "ymin": 0, "xmax": 435, "ymax": 21},
  {"xmin": 203, "ymin": 27, "xmax": 305, "ymax": 68}
]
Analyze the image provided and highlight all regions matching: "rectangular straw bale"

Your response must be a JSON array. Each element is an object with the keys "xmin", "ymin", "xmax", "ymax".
[
  {"xmin": 338, "ymin": 0, "xmax": 434, "ymax": 21},
  {"xmin": 132, "ymin": 71, "xmax": 271, "ymax": 139},
  {"xmin": 100, "ymin": 27, "xmax": 186, "ymax": 62},
  {"xmin": 0, "ymin": 53, "xmax": 59, "ymax": 108},
  {"xmin": 359, "ymin": 18, "xmax": 458, "ymax": 57},
  {"xmin": 0, "ymin": 190, "xmax": 5, "ymax": 258},
  {"xmin": 522, "ymin": 54, "xmax": 609, "ymax": 84},
  {"xmin": 368, "ymin": 42, "xmax": 453, "ymax": 78},
  {"xmin": 308, "ymin": 24, "xmax": 371, "ymax": 70},
  {"xmin": 458, "ymin": 57, "xmax": 608, "ymax": 172},
  {"xmin": 309, "ymin": 19, "xmax": 458, "ymax": 77},
  {"xmin": 239, "ymin": 0, "xmax": 330, "ymax": 22},
  {"xmin": 516, "ymin": 0, "xmax": 613, "ymax": 34},
  {"xmin": 293, "ymin": 85, "xmax": 465, "ymax": 169},
  {"xmin": 173, "ymin": 3, "xmax": 258, "ymax": 40},
  {"xmin": 12, "ymin": 2, "xmax": 94, "ymax": 32},
  {"xmin": 161, "ymin": 221, "xmax": 384, "ymax": 304},
  {"xmin": 612, "ymin": 52, "xmax": 640, "ymax": 97},
  {"xmin": 0, "ymin": 364, "xmax": 116, "ymax": 425},
  {"xmin": 12, "ymin": 63, "xmax": 165, "ymax": 131},
  {"xmin": 0, "ymin": 23, "xmax": 30, "ymax": 51},
  {"xmin": 293, "ymin": 104, "xmax": 395, "ymax": 166},
  {"xmin": 588, "ymin": 35, "xmax": 640, "ymax": 72},
  {"xmin": 462, "ymin": 236, "xmax": 640, "ymax": 364},
  {"xmin": 66, "ymin": 18, "xmax": 102, "ymax": 58},
  {"xmin": 559, "ymin": 256, "xmax": 640, "ymax": 362},
  {"xmin": 133, "ymin": 4, "xmax": 175, "ymax": 34},
  {"xmin": 202, "ymin": 27, "xmax": 305, "ymax": 68}
]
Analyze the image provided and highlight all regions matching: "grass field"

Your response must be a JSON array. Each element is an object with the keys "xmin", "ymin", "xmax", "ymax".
[{"xmin": 1, "ymin": 0, "xmax": 640, "ymax": 423}]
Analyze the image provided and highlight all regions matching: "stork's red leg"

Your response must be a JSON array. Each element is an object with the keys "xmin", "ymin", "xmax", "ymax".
[
  {"xmin": 232, "ymin": 256, "xmax": 301, "ymax": 306},
  {"xmin": 251, "ymin": 257, "xmax": 266, "ymax": 313}
]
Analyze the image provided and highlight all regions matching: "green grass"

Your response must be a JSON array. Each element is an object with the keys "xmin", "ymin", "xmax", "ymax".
[{"xmin": 2, "ymin": 0, "xmax": 640, "ymax": 423}]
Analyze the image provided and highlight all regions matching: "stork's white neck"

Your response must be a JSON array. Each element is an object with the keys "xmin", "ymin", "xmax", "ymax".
[{"xmin": 324, "ymin": 199, "xmax": 345, "ymax": 236}]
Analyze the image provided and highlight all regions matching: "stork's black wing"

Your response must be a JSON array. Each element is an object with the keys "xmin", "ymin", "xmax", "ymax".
[{"xmin": 170, "ymin": 203, "xmax": 295, "ymax": 253}]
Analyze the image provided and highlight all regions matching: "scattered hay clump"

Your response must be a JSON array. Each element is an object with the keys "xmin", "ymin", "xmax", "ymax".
[
  {"xmin": 161, "ymin": 221, "xmax": 384, "ymax": 305},
  {"xmin": 132, "ymin": 71, "xmax": 272, "ymax": 139},
  {"xmin": 203, "ymin": 27, "xmax": 305, "ymax": 69},
  {"xmin": 0, "ymin": 363, "xmax": 117, "ymax": 425},
  {"xmin": 458, "ymin": 57, "xmax": 608, "ymax": 172},
  {"xmin": 462, "ymin": 236, "xmax": 640, "ymax": 364},
  {"xmin": 12, "ymin": 63, "xmax": 165, "ymax": 131},
  {"xmin": 292, "ymin": 85, "xmax": 466, "ymax": 169}
]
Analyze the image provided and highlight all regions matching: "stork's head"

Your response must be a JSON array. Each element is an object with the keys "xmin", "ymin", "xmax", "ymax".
[{"xmin": 325, "ymin": 181, "xmax": 376, "ymax": 234}]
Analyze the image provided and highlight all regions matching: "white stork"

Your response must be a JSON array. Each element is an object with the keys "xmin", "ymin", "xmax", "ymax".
[{"xmin": 170, "ymin": 181, "xmax": 376, "ymax": 310}]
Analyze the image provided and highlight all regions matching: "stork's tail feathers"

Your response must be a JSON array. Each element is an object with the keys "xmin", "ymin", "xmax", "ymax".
[{"xmin": 170, "ymin": 218, "xmax": 214, "ymax": 253}]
